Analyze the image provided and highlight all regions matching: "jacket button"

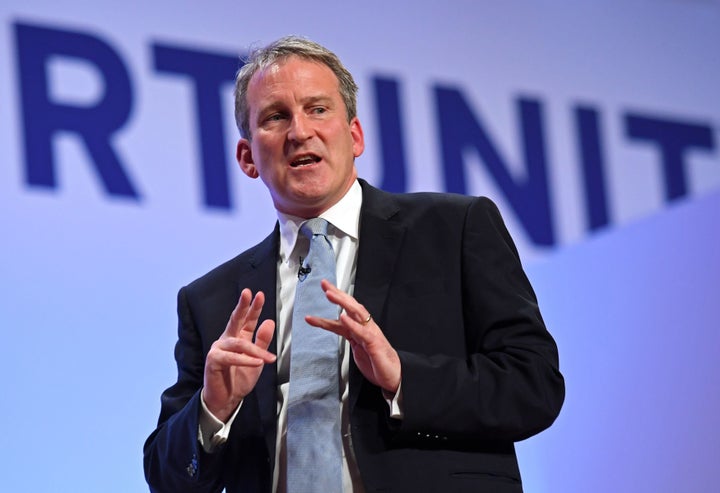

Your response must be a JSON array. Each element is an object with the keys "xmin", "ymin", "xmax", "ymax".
[{"xmin": 186, "ymin": 454, "xmax": 198, "ymax": 477}]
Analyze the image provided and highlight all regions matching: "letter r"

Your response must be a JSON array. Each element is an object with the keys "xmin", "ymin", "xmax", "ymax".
[{"xmin": 14, "ymin": 22, "xmax": 139, "ymax": 198}]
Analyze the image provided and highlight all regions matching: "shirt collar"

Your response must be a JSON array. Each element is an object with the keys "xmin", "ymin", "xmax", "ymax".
[{"xmin": 277, "ymin": 179, "xmax": 363, "ymax": 263}]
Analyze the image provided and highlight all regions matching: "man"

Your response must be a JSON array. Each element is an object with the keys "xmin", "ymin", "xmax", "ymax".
[{"xmin": 144, "ymin": 36, "xmax": 564, "ymax": 493}]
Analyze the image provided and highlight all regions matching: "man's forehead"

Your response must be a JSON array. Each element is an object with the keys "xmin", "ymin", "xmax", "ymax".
[
  {"xmin": 250, "ymin": 56, "xmax": 334, "ymax": 87},
  {"xmin": 247, "ymin": 57, "xmax": 340, "ymax": 107}
]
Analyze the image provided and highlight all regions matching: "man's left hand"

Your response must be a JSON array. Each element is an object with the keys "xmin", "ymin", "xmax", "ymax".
[{"xmin": 306, "ymin": 280, "xmax": 401, "ymax": 394}]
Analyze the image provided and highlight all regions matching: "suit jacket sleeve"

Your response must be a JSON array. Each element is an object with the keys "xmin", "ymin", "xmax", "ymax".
[
  {"xmin": 144, "ymin": 230, "xmax": 277, "ymax": 493},
  {"xmin": 390, "ymin": 196, "xmax": 564, "ymax": 442},
  {"xmin": 143, "ymin": 287, "xmax": 227, "ymax": 493}
]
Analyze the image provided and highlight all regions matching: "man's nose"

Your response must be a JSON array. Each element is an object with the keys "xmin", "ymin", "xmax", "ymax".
[{"xmin": 288, "ymin": 114, "xmax": 312, "ymax": 142}]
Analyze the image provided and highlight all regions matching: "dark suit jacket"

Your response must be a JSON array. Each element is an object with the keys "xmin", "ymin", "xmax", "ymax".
[{"xmin": 144, "ymin": 180, "xmax": 565, "ymax": 493}]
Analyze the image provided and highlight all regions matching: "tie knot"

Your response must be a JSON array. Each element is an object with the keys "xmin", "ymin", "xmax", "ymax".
[{"xmin": 300, "ymin": 217, "xmax": 330, "ymax": 239}]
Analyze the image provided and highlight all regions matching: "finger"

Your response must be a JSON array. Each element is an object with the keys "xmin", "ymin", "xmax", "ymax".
[
  {"xmin": 307, "ymin": 313, "xmax": 373, "ymax": 348},
  {"xmin": 338, "ymin": 312, "xmax": 374, "ymax": 343},
  {"xmin": 226, "ymin": 289, "xmax": 267, "ymax": 339},
  {"xmin": 320, "ymin": 279, "xmax": 346, "ymax": 299},
  {"xmin": 225, "ymin": 289, "xmax": 254, "ymax": 337},
  {"xmin": 305, "ymin": 315, "xmax": 351, "ymax": 339},
  {"xmin": 320, "ymin": 281, "xmax": 372, "ymax": 325},
  {"xmin": 215, "ymin": 336, "xmax": 276, "ymax": 363},
  {"xmin": 254, "ymin": 319, "xmax": 276, "ymax": 351},
  {"xmin": 207, "ymin": 349, "xmax": 266, "ymax": 368},
  {"xmin": 243, "ymin": 290, "xmax": 267, "ymax": 335}
]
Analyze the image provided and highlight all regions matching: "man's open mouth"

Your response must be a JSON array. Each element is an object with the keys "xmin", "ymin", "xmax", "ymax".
[{"xmin": 290, "ymin": 154, "xmax": 321, "ymax": 167}]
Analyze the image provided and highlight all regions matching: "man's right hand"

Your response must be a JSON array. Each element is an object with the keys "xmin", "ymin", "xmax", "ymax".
[{"xmin": 202, "ymin": 289, "xmax": 276, "ymax": 422}]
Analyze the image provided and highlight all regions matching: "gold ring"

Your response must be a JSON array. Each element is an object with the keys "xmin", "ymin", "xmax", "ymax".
[{"xmin": 361, "ymin": 314, "xmax": 372, "ymax": 326}]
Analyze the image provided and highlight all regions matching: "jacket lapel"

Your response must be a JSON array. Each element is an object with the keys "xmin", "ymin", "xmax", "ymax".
[
  {"xmin": 350, "ymin": 180, "xmax": 406, "ymax": 410},
  {"xmin": 239, "ymin": 225, "xmax": 280, "ymax": 469}
]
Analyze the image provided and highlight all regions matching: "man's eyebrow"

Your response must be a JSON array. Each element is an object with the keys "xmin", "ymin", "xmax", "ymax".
[
  {"xmin": 256, "ymin": 101, "xmax": 287, "ymax": 118},
  {"xmin": 255, "ymin": 95, "xmax": 336, "ymax": 121},
  {"xmin": 301, "ymin": 95, "xmax": 334, "ymax": 106}
]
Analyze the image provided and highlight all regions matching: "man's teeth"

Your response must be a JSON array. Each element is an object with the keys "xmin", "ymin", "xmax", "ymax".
[{"xmin": 292, "ymin": 156, "xmax": 319, "ymax": 167}]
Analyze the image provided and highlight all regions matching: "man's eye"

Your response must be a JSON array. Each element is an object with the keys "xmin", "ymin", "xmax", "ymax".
[
  {"xmin": 267, "ymin": 114, "xmax": 284, "ymax": 121},
  {"xmin": 311, "ymin": 107, "xmax": 327, "ymax": 114}
]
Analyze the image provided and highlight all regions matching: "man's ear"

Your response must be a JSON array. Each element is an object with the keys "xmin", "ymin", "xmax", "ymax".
[
  {"xmin": 237, "ymin": 139, "xmax": 259, "ymax": 178},
  {"xmin": 350, "ymin": 117, "xmax": 365, "ymax": 158}
]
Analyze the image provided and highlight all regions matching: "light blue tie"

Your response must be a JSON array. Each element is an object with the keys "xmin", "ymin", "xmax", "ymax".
[{"xmin": 287, "ymin": 218, "xmax": 342, "ymax": 492}]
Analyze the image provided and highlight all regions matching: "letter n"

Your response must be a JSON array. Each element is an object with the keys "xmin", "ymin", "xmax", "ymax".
[{"xmin": 435, "ymin": 87, "xmax": 554, "ymax": 246}]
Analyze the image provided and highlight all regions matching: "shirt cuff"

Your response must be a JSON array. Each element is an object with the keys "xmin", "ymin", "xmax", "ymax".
[
  {"xmin": 197, "ymin": 392, "xmax": 243, "ymax": 453},
  {"xmin": 382, "ymin": 381, "xmax": 404, "ymax": 419}
]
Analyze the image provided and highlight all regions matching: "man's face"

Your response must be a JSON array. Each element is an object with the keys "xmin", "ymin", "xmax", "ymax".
[{"xmin": 237, "ymin": 56, "xmax": 364, "ymax": 218}]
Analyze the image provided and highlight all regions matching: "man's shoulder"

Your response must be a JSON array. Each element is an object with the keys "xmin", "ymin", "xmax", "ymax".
[
  {"xmin": 361, "ymin": 180, "xmax": 496, "ymax": 220},
  {"xmin": 395, "ymin": 189, "xmax": 478, "ymax": 209}
]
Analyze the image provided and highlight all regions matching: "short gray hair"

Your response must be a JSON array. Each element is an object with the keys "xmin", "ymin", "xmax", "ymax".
[{"xmin": 234, "ymin": 36, "xmax": 358, "ymax": 139}]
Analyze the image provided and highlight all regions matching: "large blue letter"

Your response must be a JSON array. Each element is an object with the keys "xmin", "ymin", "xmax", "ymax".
[
  {"xmin": 153, "ymin": 44, "xmax": 240, "ymax": 209},
  {"xmin": 14, "ymin": 22, "xmax": 138, "ymax": 198},
  {"xmin": 373, "ymin": 76, "xmax": 408, "ymax": 193},
  {"xmin": 625, "ymin": 113, "xmax": 715, "ymax": 201},
  {"xmin": 576, "ymin": 105, "xmax": 611, "ymax": 231},
  {"xmin": 435, "ymin": 87, "xmax": 554, "ymax": 246}
]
